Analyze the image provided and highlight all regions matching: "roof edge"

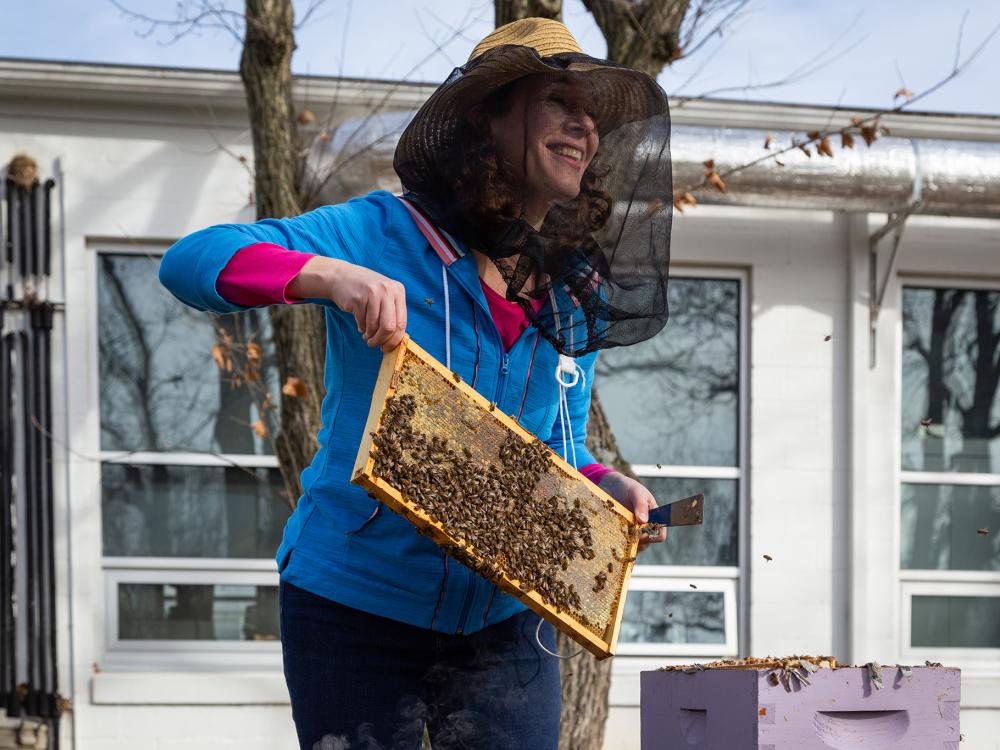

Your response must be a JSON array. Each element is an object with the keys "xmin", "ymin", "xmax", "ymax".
[{"xmin": 1, "ymin": 57, "xmax": 998, "ymax": 141}]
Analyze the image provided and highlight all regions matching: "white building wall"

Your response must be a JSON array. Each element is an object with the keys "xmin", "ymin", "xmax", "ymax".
[
  {"xmin": 2, "ymin": 72, "xmax": 998, "ymax": 750},
  {"xmin": 675, "ymin": 205, "xmax": 851, "ymax": 658}
]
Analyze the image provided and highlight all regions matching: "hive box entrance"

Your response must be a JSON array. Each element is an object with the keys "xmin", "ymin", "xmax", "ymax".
[{"xmin": 352, "ymin": 337, "xmax": 639, "ymax": 659}]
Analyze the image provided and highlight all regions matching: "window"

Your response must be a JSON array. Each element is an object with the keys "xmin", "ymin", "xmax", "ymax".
[
  {"xmin": 900, "ymin": 285, "xmax": 1000, "ymax": 662},
  {"xmin": 596, "ymin": 273, "xmax": 745, "ymax": 656},
  {"xmin": 97, "ymin": 251, "xmax": 289, "ymax": 666}
]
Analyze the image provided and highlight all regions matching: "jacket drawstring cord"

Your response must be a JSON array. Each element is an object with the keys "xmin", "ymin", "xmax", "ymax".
[
  {"xmin": 535, "ymin": 287, "xmax": 586, "ymax": 659},
  {"xmin": 429, "ymin": 264, "xmax": 454, "ymax": 631}
]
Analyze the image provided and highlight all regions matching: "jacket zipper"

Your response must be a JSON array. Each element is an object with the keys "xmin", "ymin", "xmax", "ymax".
[
  {"xmin": 495, "ymin": 352, "xmax": 510, "ymax": 405},
  {"xmin": 455, "ymin": 351, "xmax": 511, "ymax": 634}
]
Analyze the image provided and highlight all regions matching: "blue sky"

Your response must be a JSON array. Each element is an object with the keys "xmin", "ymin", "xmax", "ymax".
[{"xmin": 5, "ymin": 0, "xmax": 1000, "ymax": 115}]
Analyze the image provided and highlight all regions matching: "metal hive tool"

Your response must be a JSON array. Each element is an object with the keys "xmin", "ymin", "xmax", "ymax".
[{"xmin": 352, "ymin": 337, "xmax": 640, "ymax": 659}]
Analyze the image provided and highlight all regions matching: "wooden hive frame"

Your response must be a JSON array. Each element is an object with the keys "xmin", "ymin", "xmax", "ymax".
[{"xmin": 352, "ymin": 337, "xmax": 640, "ymax": 659}]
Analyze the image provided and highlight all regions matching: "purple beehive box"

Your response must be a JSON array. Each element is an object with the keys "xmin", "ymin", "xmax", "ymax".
[{"xmin": 641, "ymin": 663, "xmax": 961, "ymax": 749}]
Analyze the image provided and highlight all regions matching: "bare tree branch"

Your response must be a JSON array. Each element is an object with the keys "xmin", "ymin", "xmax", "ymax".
[
  {"xmin": 677, "ymin": 0, "xmax": 753, "ymax": 60},
  {"xmin": 675, "ymin": 18, "xmax": 1000, "ymax": 204},
  {"xmin": 294, "ymin": 0, "xmax": 328, "ymax": 30},
  {"xmin": 109, "ymin": 0, "xmax": 245, "ymax": 45},
  {"xmin": 674, "ymin": 11, "xmax": 867, "ymax": 103},
  {"xmin": 299, "ymin": 4, "xmax": 488, "ymax": 207}
]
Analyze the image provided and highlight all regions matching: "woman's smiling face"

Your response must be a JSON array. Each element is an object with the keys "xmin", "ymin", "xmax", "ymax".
[{"xmin": 489, "ymin": 74, "xmax": 599, "ymax": 228}]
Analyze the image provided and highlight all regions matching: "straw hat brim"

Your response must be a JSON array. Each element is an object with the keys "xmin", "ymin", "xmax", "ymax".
[{"xmin": 394, "ymin": 45, "xmax": 668, "ymax": 190}]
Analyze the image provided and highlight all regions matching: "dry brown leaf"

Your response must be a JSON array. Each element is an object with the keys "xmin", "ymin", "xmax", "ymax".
[
  {"xmin": 817, "ymin": 137, "xmax": 834, "ymax": 158},
  {"xmin": 297, "ymin": 109, "xmax": 317, "ymax": 125},
  {"xmin": 672, "ymin": 191, "xmax": 697, "ymax": 213},
  {"xmin": 211, "ymin": 344, "xmax": 226, "ymax": 370},
  {"xmin": 246, "ymin": 342, "xmax": 262, "ymax": 363},
  {"xmin": 210, "ymin": 344, "xmax": 233, "ymax": 372},
  {"xmin": 763, "ymin": 133, "xmax": 773, "ymax": 150},
  {"xmin": 894, "ymin": 87, "xmax": 914, "ymax": 101},
  {"xmin": 807, "ymin": 130, "xmax": 821, "ymax": 141},
  {"xmin": 707, "ymin": 171, "xmax": 728, "ymax": 193},
  {"xmin": 851, "ymin": 116, "xmax": 864, "ymax": 127},
  {"xmin": 861, "ymin": 126, "xmax": 878, "ymax": 146},
  {"xmin": 282, "ymin": 377, "xmax": 309, "ymax": 399},
  {"xmin": 251, "ymin": 420, "xmax": 268, "ymax": 438},
  {"xmin": 703, "ymin": 158, "xmax": 715, "ymax": 170},
  {"xmin": 237, "ymin": 154, "xmax": 248, "ymax": 164},
  {"xmin": 799, "ymin": 144, "xmax": 812, "ymax": 158},
  {"xmin": 841, "ymin": 132, "xmax": 855, "ymax": 149}
]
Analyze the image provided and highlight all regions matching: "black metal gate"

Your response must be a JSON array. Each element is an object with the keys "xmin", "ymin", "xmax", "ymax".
[{"xmin": 2, "ymin": 166, "xmax": 62, "ymax": 748}]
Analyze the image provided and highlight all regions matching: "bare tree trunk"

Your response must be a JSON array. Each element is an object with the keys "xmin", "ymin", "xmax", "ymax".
[
  {"xmin": 495, "ymin": 0, "xmax": 562, "ymax": 26},
  {"xmin": 581, "ymin": 0, "xmax": 689, "ymax": 76},
  {"xmin": 240, "ymin": 0, "xmax": 326, "ymax": 502}
]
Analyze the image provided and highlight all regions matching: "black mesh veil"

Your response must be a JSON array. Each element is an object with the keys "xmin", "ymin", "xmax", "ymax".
[{"xmin": 394, "ymin": 46, "xmax": 672, "ymax": 357}]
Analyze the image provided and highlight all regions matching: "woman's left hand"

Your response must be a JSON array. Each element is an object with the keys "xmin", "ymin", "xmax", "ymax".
[{"xmin": 598, "ymin": 471, "xmax": 667, "ymax": 551}]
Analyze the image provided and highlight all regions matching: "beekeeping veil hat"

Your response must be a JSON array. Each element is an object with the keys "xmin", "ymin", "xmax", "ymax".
[{"xmin": 394, "ymin": 18, "xmax": 672, "ymax": 356}]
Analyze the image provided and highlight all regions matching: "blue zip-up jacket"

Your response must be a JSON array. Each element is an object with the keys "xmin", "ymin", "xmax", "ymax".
[{"xmin": 158, "ymin": 190, "xmax": 599, "ymax": 635}]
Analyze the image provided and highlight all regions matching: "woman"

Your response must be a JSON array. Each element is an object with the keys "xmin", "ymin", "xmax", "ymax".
[{"xmin": 160, "ymin": 18, "xmax": 672, "ymax": 750}]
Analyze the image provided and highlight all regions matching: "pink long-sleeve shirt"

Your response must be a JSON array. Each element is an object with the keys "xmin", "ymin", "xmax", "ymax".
[{"xmin": 215, "ymin": 242, "xmax": 614, "ymax": 485}]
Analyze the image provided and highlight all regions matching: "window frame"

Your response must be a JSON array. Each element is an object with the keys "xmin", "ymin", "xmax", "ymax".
[
  {"xmin": 615, "ymin": 576, "xmax": 739, "ymax": 657},
  {"xmin": 897, "ymin": 277, "xmax": 1000, "ymax": 668},
  {"xmin": 91, "ymin": 250, "xmax": 750, "ymax": 663},
  {"xmin": 92, "ymin": 243, "xmax": 285, "ymax": 667},
  {"xmin": 610, "ymin": 266, "xmax": 749, "ymax": 657},
  {"xmin": 900, "ymin": 579, "xmax": 1000, "ymax": 662},
  {"xmin": 104, "ymin": 566, "xmax": 282, "ymax": 654}
]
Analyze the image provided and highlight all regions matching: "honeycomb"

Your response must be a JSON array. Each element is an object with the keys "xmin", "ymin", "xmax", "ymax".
[{"xmin": 353, "ymin": 340, "xmax": 639, "ymax": 658}]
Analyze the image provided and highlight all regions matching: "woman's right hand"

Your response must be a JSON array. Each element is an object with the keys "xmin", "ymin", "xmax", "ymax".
[{"xmin": 288, "ymin": 256, "xmax": 408, "ymax": 352}]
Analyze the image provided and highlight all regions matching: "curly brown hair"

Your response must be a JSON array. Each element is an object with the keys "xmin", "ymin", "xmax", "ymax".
[{"xmin": 419, "ymin": 78, "xmax": 612, "ymax": 293}]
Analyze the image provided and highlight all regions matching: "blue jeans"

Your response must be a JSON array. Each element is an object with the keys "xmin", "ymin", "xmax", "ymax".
[{"xmin": 279, "ymin": 580, "xmax": 561, "ymax": 750}]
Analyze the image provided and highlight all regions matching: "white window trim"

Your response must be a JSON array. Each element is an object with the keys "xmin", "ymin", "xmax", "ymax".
[
  {"xmin": 100, "ymin": 450, "xmax": 280, "ymax": 469},
  {"xmin": 92, "ymin": 244, "xmax": 286, "ymax": 670},
  {"xmin": 631, "ymin": 565, "xmax": 739, "ymax": 579},
  {"xmin": 622, "ymin": 266, "xmax": 748, "ymax": 658},
  {"xmin": 103, "ymin": 556, "xmax": 280, "ymax": 572},
  {"xmin": 92, "ymin": 254, "xmax": 750, "ymax": 666},
  {"xmin": 901, "ymin": 470, "xmax": 1000, "ymax": 487},
  {"xmin": 615, "ymin": 577, "xmax": 739, "ymax": 657},
  {"xmin": 900, "ymin": 569, "xmax": 1000, "ymax": 584},
  {"xmin": 896, "ymin": 277, "xmax": 1000, "ymax": 672},
  {"xmin": 900, "ymin": 580, "xmax": 1000, "ymax": 664},
  {"xmin": 632, "ymin": 465, "xmax": 740, "ymax": 480},
  {"xmin": 105, "ymin": 567, "xmax": 281, "ymax": 654}
]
